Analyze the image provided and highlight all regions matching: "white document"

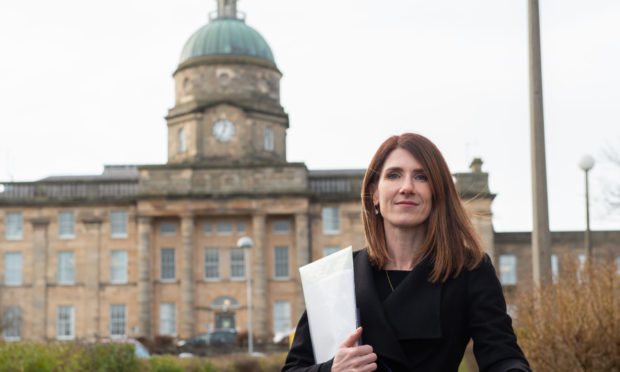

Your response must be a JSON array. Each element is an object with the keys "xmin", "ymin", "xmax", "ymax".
[{"xmin": 299, "ymin": 246, "xmax": 357, "ymax": 364}]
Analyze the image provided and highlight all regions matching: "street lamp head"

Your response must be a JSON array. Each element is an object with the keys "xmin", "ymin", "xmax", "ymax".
[
  {"xmin": 237, "ymin": 236, "xmax": 254, "ymax": 249},
  {"xmin": 578, "ymin": 155, "xmax": 595, "ymax": 171}
]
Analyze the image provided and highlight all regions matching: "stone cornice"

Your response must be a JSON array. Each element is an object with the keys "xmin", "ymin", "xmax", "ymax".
[
  {"xmin": 138, "ymin": 161, "xmax": 306, "ymax": 171},
  {"xmin": 165, "ymin": 98, "xmax": 288, "ymax": 124},
  {"xmin": 173, "ymin": 55, "xmax": 280, "ymax": 75}
]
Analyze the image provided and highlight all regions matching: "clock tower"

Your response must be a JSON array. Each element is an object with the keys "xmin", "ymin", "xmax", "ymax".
[{"xmin": 166, "ymin": 0, "xmax": 288, "ymax": 165}]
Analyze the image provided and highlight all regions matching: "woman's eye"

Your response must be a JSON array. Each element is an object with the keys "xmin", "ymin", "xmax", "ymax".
[
  {"xmin": 414, "ymin": 174, "xmax": 428, "ymax": 181},
  {"xmin": 386, "ymin": 172, "xmax": 399, "ymax": 179}
]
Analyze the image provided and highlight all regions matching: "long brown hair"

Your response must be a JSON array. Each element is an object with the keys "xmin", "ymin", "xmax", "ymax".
[{"xmin": 361, "ymin": 133, "xmax": 484, "ymax": 283}]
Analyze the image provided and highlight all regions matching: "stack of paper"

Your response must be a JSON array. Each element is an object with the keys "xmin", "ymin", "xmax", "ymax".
[{"xmin": 299, "ymin": 246, "xmax": 357, "ymax": 363}]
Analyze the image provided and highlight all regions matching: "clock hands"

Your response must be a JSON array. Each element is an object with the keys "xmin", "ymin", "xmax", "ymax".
[{"xmin": 213, "ymin": 119, "xmax": 235, "ymax": 142}]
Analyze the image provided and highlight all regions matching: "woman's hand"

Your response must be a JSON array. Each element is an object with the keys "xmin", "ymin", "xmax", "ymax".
[{"xmin": 331, "ymin": 327, "xmax": 377, "ymax": 372}]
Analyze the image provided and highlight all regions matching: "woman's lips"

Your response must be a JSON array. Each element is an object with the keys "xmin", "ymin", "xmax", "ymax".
[{"xmin": 396, "ymin": 200, "xmax": 418, "ymax": 206}]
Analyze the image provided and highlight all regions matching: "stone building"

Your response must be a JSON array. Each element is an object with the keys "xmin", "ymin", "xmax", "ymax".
[{"xmin": 0, "ymin": 0, "xmax": 618, "ymax": 343}]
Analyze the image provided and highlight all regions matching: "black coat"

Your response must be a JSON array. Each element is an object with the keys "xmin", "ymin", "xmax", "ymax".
[{"xmin": 283, "ymin": 249, "xmax": 530, "ymax": 372}]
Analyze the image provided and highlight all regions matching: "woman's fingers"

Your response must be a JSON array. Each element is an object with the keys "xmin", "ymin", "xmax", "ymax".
[
  {"xmin": 339, "ymin": 327, "xmax": 363, "ymax": 348},
  {"xmin": 359, "ymin": 362, "xmax": 378, "ymax": 372},
  {"xmin": 332, "ymin": 345, "xmax": 377, "ymax": 372},
  {"xmin": 351, "ymin": 344, "xmax": 374, "ymax": 357},
  {"xmin": 332, "ymin": 328, "xmax": 377, "ymax": 372}
]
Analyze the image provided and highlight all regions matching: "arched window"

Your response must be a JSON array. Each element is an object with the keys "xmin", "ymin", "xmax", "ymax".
[{"xmin": 211, "ymin": 296, "xmax": 240, "ymax": 311}]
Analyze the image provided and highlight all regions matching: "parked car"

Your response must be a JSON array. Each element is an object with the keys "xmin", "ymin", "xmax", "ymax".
[
  {"xmin": 177, "ymin": 329, "xmax": 237, "ymax": 347},
  {"xmin": 98, "ymin": 338, "xmax": 150, "ymax": 358}
]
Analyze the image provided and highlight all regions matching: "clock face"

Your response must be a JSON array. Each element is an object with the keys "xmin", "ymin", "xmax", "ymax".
[{"xmin": 212, "ymin": 119, "xmax": 235, "ymax": 142}]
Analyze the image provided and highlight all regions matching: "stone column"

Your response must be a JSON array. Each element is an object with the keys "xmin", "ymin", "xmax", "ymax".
[
  {"xmin": 294, "ymin": 213, "xmax": 310, "ymax": 320},
  {"xmin": 30, "ymin": 218, "xmax": 50, "ymax": 340},
  {"xmin": 82, "ymin": 217, "xmax": 103, "ymax": 338},
  {"xmin": 251, "ymin": 213, "xmax": 268, "ymax": 340},
  {"xmin": 180, "ymin": 215, "xmax": 195, "ymax": 338},
  {"xmin": 137, "ymin": 216, "xmax": 152, "ymax": 338}
]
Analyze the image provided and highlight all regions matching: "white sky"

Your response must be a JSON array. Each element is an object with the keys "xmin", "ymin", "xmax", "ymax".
[{"xmin": 0, "ymin": 0, "xmax": 619, "ymax": 232}]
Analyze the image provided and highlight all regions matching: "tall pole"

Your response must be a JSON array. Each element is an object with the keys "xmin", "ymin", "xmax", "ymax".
[
  {"xmin": 528, "ymin": 0, "xmax": 552, "ymax": 285},
  {"xmin": 238, "ymin": 237, "xmax": 254, "ymax": 354},
  {"xmin": 579, "ymin": 155, "xmax": 595, "ymax": 262},
  {"xmin": 246, "ymin": 246, "xmax": 253, "ymax": 354},
  {"xmin": 584, "ymin": 169, "xmax": 591, "ymax": 260}
]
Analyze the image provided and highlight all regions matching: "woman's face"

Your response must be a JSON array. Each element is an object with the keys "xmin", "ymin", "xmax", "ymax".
[{"xmin": 372, "ymin": 148, "xmax": 433, "ymax": 230}]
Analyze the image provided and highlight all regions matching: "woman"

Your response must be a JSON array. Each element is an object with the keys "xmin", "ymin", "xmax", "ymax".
[{"xmin": 283, "ymin": 133, "xmax": 530, "ymax": 372}]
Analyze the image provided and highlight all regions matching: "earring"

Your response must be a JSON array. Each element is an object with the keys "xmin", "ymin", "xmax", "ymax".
[{"xmin": 374, "ymin": 205, "xmax": 380, "ymax": 215}]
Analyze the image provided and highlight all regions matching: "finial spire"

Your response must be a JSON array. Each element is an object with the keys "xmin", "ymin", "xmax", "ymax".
[{"xmin": 217, "ymin": 0, "xmax": 237, "ymax": 18}]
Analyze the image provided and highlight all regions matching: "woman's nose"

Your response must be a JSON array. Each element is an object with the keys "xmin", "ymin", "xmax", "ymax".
[{"xmin": 399, "ymin": 177, "xmax": 415, "ymax": 194}]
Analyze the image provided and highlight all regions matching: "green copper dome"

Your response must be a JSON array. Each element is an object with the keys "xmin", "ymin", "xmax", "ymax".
[{"xmin": 180, "ymin": 18, "xmax": 275, "ymax": 65}]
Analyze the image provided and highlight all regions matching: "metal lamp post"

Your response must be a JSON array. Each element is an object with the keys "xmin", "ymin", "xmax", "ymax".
[
  {"xmin": 237, "ymin": 236, "xmax": 254, "ymax": 354},
  {"xmin": 578, "ymin": 155, "xmax": 595, "ymax": 261}
]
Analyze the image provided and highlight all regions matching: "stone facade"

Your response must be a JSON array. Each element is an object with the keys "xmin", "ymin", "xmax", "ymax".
[
  {"xmin": 495, "ymin": 230, "xmax": 620, "ymax": 290},
  {"xmin": 0, "ymin": 162, "xmax": 499, "ymax": 342},
  {"xmin": 1, "ymin": 2, "xmax": 618, "ymax": 345}
]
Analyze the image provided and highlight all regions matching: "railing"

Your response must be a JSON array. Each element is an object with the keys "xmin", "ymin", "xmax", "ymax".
[
  {"xmin": 309, "ymin": 178, "xmax": 353, "ymax": 193},
  {"xmin": 0, "ymin": 181, "xmax": 139, "ymax": 201},
  {"xmin": 308, "ymin": 170, "xmax": 365, "ymax": 195}
]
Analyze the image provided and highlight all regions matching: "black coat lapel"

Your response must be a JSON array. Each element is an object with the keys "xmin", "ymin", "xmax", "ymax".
[
  {"xmin": 354, "ymin": 249, "xmax": 444, "ymax": 370},
  {"xmin": 382, "ymin": 259, "xmax": 443, "ymax": 340},
  {"xmin": 354, "ymin": 249, "xmax": 410, "ymax": 369}
]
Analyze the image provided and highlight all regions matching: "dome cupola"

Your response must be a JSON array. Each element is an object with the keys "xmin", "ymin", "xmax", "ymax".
[{"xmin": 179, "ymin": 0, "xmax": 276, "ymax": 68}]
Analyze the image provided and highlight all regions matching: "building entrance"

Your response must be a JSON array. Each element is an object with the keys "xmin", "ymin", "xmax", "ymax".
[{"xmin": 215, "ymin": 312, "xmax": 235, "ymax": 330}]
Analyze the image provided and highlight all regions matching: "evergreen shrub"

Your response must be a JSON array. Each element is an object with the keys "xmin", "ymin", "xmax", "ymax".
[{"xmin": 0, "ymin": 342, "xmax": 286, "ymax": 372}]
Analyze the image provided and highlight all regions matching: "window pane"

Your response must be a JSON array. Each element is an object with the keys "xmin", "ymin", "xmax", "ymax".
[
  {"xmin": 204, "ymin": 248, "xmax": 219, "ymax": 280},
  {"xmin": 217, "ymin": 222, "xmax": 233, "ymax": 235},
  {"xmin": 273, "ymin": 301, "xmax": 291, "ymax": 335},
  {"xmin": 110, "ymin": 211, "xmax": 128, "ymax": 237},
  {"xmin": 58, "ymin": 211, "xmax": 75, "ymax": 238},
  {"xmin": 578, "ymin": 254, "xmax": 586, "ymax": 283},
  {"xmin": 3, "ymin": 306, "xmax": 21, "ymax": 340},
  {"xmin": 110, "ymin": 304, "xmax": 126, "ymax": 338},
  {"xmin": 551, "ymin": 254, "xmax": 559, "ymax": 283},
  {"xmin": 322, "ymin": 207, "xmax": 340, "ymax": 234},
  {"xmin": 230, "ymin": 248, "xmax": 245, "ymax": 279},
  {"xmin": 4, "ymin": 252, "xmax": 22, "ymax": 286},
  {"xmin": 58, "ymin": 252, "xmax": 75, "ymax": 285},
  {"xmin": 274, "ymin": 246, "xmax": 289, "ymax": 278},
  {"xmin": 273, "ymin": 220, "xmax": 289, "ymax": 234},
  {"xmin": 323, "ymin": 246, "xmax": 339, "ymax": 257},
  {"xmin": 178, "ymin": 128, "xmax": 186, "ymax": 153},
  {"xmin": 159, "ymin": 303, "xmax": 176, "ymax": 336},
  {"xmin": 499, "ymin": 255, "xmax": 517, "ymax": 285},
  {"xmin": 237, "ymin": 222, "xmax": 246, "ymax": 234},
  {"xmin": 161, "ymin": 248, "xmax": 175, "ymax": 280},
  {"xmin": 5, "ymin": 212, "xmax": 23, "ymax": 240},
  {"xmin": 264, "ymin": 127, "xmax": 274, "ymax": 151},
  {"xmin": 160, "ymin": 222, "xmax": 176, "ymax": 236},
  {"xmin": 203, "ymin": 222, "xmax": 213, "ymax": 235},
  {"xmin": 57, "ymin": 306, "xmax": 74, "ymax": 339},
  {"xmin": 110, "ymin": 250, "xmax": 128, "ymax": 284}
]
